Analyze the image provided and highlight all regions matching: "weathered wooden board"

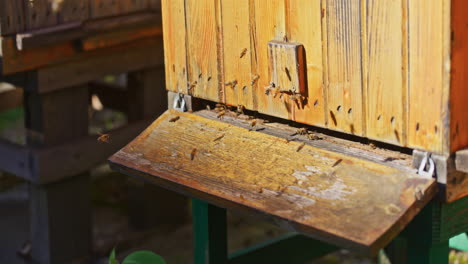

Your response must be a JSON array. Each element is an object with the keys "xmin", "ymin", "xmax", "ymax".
[
  {"xmin": 450, "ymin": 0, "xmax": 468, "ymax": 153},
  {"xmin": 91, "ymin": 0, "xmax": 121, "ymax": 18},
  {"xmin": 57, "ymin": 0, "xmax": 90, "ymax": 24},
  {"xmin": 221, "ymin": 0, "xmax": 254, "ymax": 109},
  {"xmin": 407, "ymin": 0, "xmax": 447, "ymax": 154},
  {"xmin": 185, "ymin": 0, "xmax": 220, "ymax": 101},
  {"xmin": 323, "ymin": 0, "xmax": 364, "ymax": 136},
  {"xmin": 0, "ymin": 0, "xmax": 26, "ymax": 35},
  {"xmin": 254, "ymin": 0, "xmax": 290, "ymax": 119},
  {"xmin": 288, "ymin": 0, "xmax": 326, "ymax": 126},
  {"xmin": 23, "ymin": 0, "xmax": 58, "ymax": 30},
  {"xmin": 365, "ymin": 0, "xmax": 407, "ymax": 146},
  {"xmin": 161, "ymin": 0, "xmax": 188, "ymax": 94},
  {"xmin": 109, "ymin": 109, "xmax": 437, "ymax": 253}
]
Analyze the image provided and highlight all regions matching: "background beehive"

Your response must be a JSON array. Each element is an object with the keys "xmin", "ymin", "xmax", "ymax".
[
  {"xmin": 0, "ymin": 0, "xmax": 161, "ymax": 35},
  {"xmin": 162, "ymin": 0, "xmax": 468, "ymax": 156}
]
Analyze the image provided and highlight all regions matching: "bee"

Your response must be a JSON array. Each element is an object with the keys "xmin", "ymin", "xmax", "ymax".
[
  {"xmin": 190, "ymin": 148, "xmax": 197, "ymax": 161},
  {"xmin": 97, "ymin": 133, "xmax": 110, "ymax": 143},
  {"xmin": 240, "ymin": 48, "xmax": 248, "ymax": 58},
  {"xmin": 332, "ymin": 159, "xmax": 343, "ymax": 167},
  {"xmin": 249, "ymin": 119, "xmax": 257, "ymax": 130},
  {"xmin": 217, "ymin": 110, "xmax": 226, "ymax": 119},
  {"xmin": 225, "ymin": 80, "xmax": 238, "ymax": 88},
  {"xmin": 188, "ymin": 81, "xmax": 197, "ymax": 91},
  {"xmin": 285, "ymin": 67, "xmax": 292, "ymax": 81},
  {"xmin": 237, "ymin": 105, "xmax": 245, "ymax": 115},
  {"xmin": 265, "ymin": 82, "xmax": 280, "ymax": 97},
  {"xmin": 206, "ymin": 105, "xmax": 211, "ymax": 110},
  {"xmin": 296, "ymin": 142, "xmax": 305, "ymax": 152},
  {"xmin": 369, "ymin": 143, "xmax": 377, "ymax": 149},
  {"xmin": 296, "ymin": 128, "xmax": 308, "ymax": 135},
  {"xmin": 307, "ymin": 133, "xmax": 322, "ymax": 141},
  {"xmin": 169, "ymin": 116, "xmax": 180, "ymax": 122},
  {"xmin": 251, "ymin": 75, "xmax": 260, "ymax": 86},
  {"xmin": 290, "ymin": 93, "xmax": 303, "ymax": 102},
  {"xmin": 213, "ymin": 134, "xmax": 225, "ymax": 142}
]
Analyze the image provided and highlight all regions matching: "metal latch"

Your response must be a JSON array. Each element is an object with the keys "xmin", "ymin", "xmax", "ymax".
[
  {"xmin": 417, "ymin": 152, "xmax": 435, "ymax": 178},
  {"xmin": 173, "ymin": 93, "xmax": 187, "ymax": 112}
]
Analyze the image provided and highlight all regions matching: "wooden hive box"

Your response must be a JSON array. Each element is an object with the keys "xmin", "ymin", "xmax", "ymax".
[
  {"xmin": 109, "ymin": 0, "xmax": 468, "ymax": 255},
  {"xmin": 160, "ymin": 0, "xmax": 468, "ymax": 202}
]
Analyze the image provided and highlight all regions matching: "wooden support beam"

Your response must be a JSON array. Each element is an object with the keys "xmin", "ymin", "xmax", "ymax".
[
  {"xmin": 0, "ymin": 85, "xmax": 23, "ymax": 112},
  {"xmin": 455, "ymin": 149, "xmax": 468, "ymax": 174}
]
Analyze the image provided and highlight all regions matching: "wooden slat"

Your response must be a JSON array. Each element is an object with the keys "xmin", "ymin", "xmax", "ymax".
[
  {"xmin": 365, "ymin": 0, "xmax": 407, "ymax": 146},
  {"xmin": 254, "ymin": 0, "xmax": 290, "ymax": 119},
  {"xmin": 287, "ymin": 0, "xmax": 326, "ymax": 126},
  {"xmin": 408, "ymin": 0, "xmax": 446, "ymax": 154},
  {"xmin": 120, "ymin": 0, "xmax": 151, "ymax": 13},
  {"xmin": 58, "ymin": 0, "xmax": 90, "ymax": 24},
  {"xmin": 90, "ymin": 0, "xmax": 121, "ymax": 18},
  {"xmin": 109, "ymin": 109, "xmax": 437, "ymax": 253},
  {"xmin": 161, "ymin": 0, "xmax": 188, "ymax": 94},
  {"xmin": 0, "ymin": 0, "xmax": 26, "ymax": 35},
  {"xmin": 221, "ymin": 0, "xmax": 254, "ymax": 109},
  {"xmin": 450, "ymin": 0, "xmax": 468, "ymax": 153},
  {"xmin": 185, "ymin": 0, "xmax": 220, "ymax": 101},
  {"xmin": 29, "ymin": 37, "xmax": 163, "ymax": 93},
  {"xmin": 324, "ymin": 0, "xmax": 364, "ymax": 136}
]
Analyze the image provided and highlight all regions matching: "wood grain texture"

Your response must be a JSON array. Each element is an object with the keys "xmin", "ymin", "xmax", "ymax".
[
  {"xmin": 408, "ymin": 0, "xmax": 447, "ymax": 154},
  {"xmin": 57, "ymin": 0, "xmax": 90, "ymax": 24},
  {"xmin": 450, "ymin": 0, "xmax": 468, "ymax": 153},
  {"xmin": 324, "ymin": 0, "xmax": 364, "ymax": 136},
  {"xmin": 365, "ymin": 0, "xmax": 407, "ymax": 146},
  {"xmin": 287, "ymin": 0, "xmax": 326, "ymax": 126},
  {"xmin": 24, "ymin": 0, "xmax": 58, "ymax": 30},
  {"xmin": 91, "ymin": 0, "xmax": 121, "ymax": 18},
  {"xmin": 109, "ymin": 109, "xmax": 437, "ymax": 253},
  {"xmin": 254, "ymin": 0, "xmax": 290, "ymax": 119},
  {"xmin": 185, "ymin": 0, "xmax": 220, "ymax": 101},
  {"xmin": 161, "ymin": 0, "xmax": 187, "ymax": 93},
  {"xmin": 221, "ymin": 0, "xmax": 254, "ymax": 109}
]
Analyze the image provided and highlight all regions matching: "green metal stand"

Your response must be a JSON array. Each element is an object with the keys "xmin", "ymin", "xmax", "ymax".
[{"xmin": 193, "ymin": 198, "xmax": 467, "ymax": 264}]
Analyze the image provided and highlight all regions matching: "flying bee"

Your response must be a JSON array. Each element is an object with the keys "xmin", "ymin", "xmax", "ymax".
[
  {"xmin": 213, "ymin": 134, "xmax": 225, "ymax": 142},
  {"xmin": 240, "ymin": 48, "xmax": 248, "ymax": 58},
  {"xmin": 332, "ymin": 159, "xmax": 343, "ymax": 167},
  {"xmin": 97, "ymin": 133, "xmax": 110, "ymax": 143},
  {"xmin": 169, "ymin": 116, "xmax": 180, "ymax": 122}
]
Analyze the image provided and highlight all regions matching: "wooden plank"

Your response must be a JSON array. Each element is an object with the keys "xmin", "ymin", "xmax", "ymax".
[
  {"xmin": 29, "ymin": 37, "xmax": 164, "ymax": 93},
  {"xmin": 253, "ymin": 0, "xmax": 289, "ymax": 119},
  {"xmin": 120, "ymin": 0, "xmax": 151, "ymax": 13},
  {"xmin": 408, "ymin": 0, "xmax": 446, "ymax": 154},
  {"xmin": 221, "ymin": 0, "xmax": 254, "ymax": 109},
  {"xmin": 185, "ymin": 0, "xmax": 220, "ymax": 101},
  {"xmin": 365, "ymin": 0, "xmax": 407, "ymax": 146},
  {"xmin": 109, "ymin": 109, "xmax": 437, "ymax": 253},
  {"xmin": 287, "ymin": 0, "xmax": 326, "ymax": 126},
  {"xmin": 0, "ymin": 0, "xmax": 26, "ymax": 35},
  {"xmin": 90, "ymin": 0, "xmax": 121, "ymax": 18},
  {"xmin": 161, "ymin": 0, "xmax": 188, "ymax": 94},
  {"xmin": 455, "ymin": 149, "xmax": 468, "ymax": 174},
  {"xmin": 450, "ymin": 0, "xmax": 468, "ymax": 153},
  {"xmin": 57, "ymin": 0, "xmax": 90, "ymax": 24},
  {"xmin": 324, "ymin": 0, "xmax": 364, "ymax": 136}
]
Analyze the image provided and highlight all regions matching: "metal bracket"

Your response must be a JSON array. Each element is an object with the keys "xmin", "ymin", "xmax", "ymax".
[
  {"xmin": 417, "ymin": 152, "xmax": 435, "ymax": 178},
  {"xmin": 172, "ymin": 93, "xmax": 188, "ymax": 112}
]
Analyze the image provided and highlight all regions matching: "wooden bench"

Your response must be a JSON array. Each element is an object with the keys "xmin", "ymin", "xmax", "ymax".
[{"xmin": 110, "ymin": 0, "xmax": 468, "ymax": 263}]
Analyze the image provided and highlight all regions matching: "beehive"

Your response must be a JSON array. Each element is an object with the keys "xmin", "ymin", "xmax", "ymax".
[{"xmin": 162, "ymin": 0, "xmax": 468, "ymax": 157}]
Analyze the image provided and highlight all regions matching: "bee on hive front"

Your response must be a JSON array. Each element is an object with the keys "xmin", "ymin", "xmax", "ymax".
[{"xmin": 97, "ymin": 133, "xmax": 110, "ymax": 143}]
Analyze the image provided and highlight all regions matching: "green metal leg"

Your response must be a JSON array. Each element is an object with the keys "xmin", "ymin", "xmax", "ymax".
[
  {"xmin": 400, "ymin": 200, "xmax": 449, "ymax": 264},
  {"xmin": 192, "ymin": 199, "xmax": 228, "ymax": 264}
]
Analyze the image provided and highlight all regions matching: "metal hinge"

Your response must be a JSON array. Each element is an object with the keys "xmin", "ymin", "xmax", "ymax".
[
  {"xmin": 172, "ymin": 93, "xmax": 188, "ymax": 112},
  {"xmin": 417, "ymin": 152, "xmax": 436, "ymax": 179}
]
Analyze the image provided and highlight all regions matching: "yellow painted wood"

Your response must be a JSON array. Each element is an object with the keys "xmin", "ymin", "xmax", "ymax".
[
  {"xmin": 365, "ymin": 0, "xmax": 407, "ymax": 146},
  {"xmin": 408, "ymin": 0, "xmax": 447, "ymax": 154},
  {"xmin": 288, "ymin": 0, "xmax": 326, "ymax": 126},
  {"xmin": 185, "ymin": 0, "xmax": 221, "ymax": 101},
  {"xmin": 109, "ymin": 109, "xmax": 437, "ymax": 254},
  {"xmin": 221, "ymin": 0, "xmax": 254, "ymax": 109},
  {"xmin": 324, "ymin": 0, "xmax": 365, "ymax": 136},
  {"xmin": 254, "ymin": 0, "xmax": 291, "ymax": 120},
  {"xmin": 162, "ymin": 0, "xmax": 188, "ymax": 94}
]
